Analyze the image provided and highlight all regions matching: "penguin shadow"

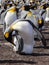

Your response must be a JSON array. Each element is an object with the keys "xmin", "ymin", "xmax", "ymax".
[
  {"xmin": 0, "ymin": 47, "xmax": 49, "ymax": 64},
  {"xmin": 0, "ymin": 60, "xmax": 37, "ymax": 64}
]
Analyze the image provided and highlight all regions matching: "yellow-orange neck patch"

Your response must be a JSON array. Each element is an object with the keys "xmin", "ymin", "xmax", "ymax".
[{"xmin": 8, "ymin": 8, "xmax": 16, "ymax": 13}]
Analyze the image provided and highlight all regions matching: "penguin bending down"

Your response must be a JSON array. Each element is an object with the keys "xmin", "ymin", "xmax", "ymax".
[{"xmin": 4, "ymin": 19, "xmax": 46, "ymax": 54}]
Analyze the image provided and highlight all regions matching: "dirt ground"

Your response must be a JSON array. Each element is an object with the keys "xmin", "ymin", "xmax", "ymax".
[{"xmin": 0, "ymin": 23, "xmax": 49, "ymax": 65}]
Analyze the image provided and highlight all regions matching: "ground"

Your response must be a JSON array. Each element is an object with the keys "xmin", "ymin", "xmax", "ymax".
[{"xmin": 0, "ymin": 23, "xmax": 49, "ymax": 65}]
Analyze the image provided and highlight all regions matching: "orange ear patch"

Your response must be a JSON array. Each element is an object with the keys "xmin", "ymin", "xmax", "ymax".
[
  {"xmin": 27, "ymin": 11, "xmax": 32, "ymax": 17},
  {"xmin": 4, "ymin": 32, "xmax": 9, "ymax": 38},
  {"xmin": 38, "ymin": 20, "xmax": 42, "ymax": 24}
]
